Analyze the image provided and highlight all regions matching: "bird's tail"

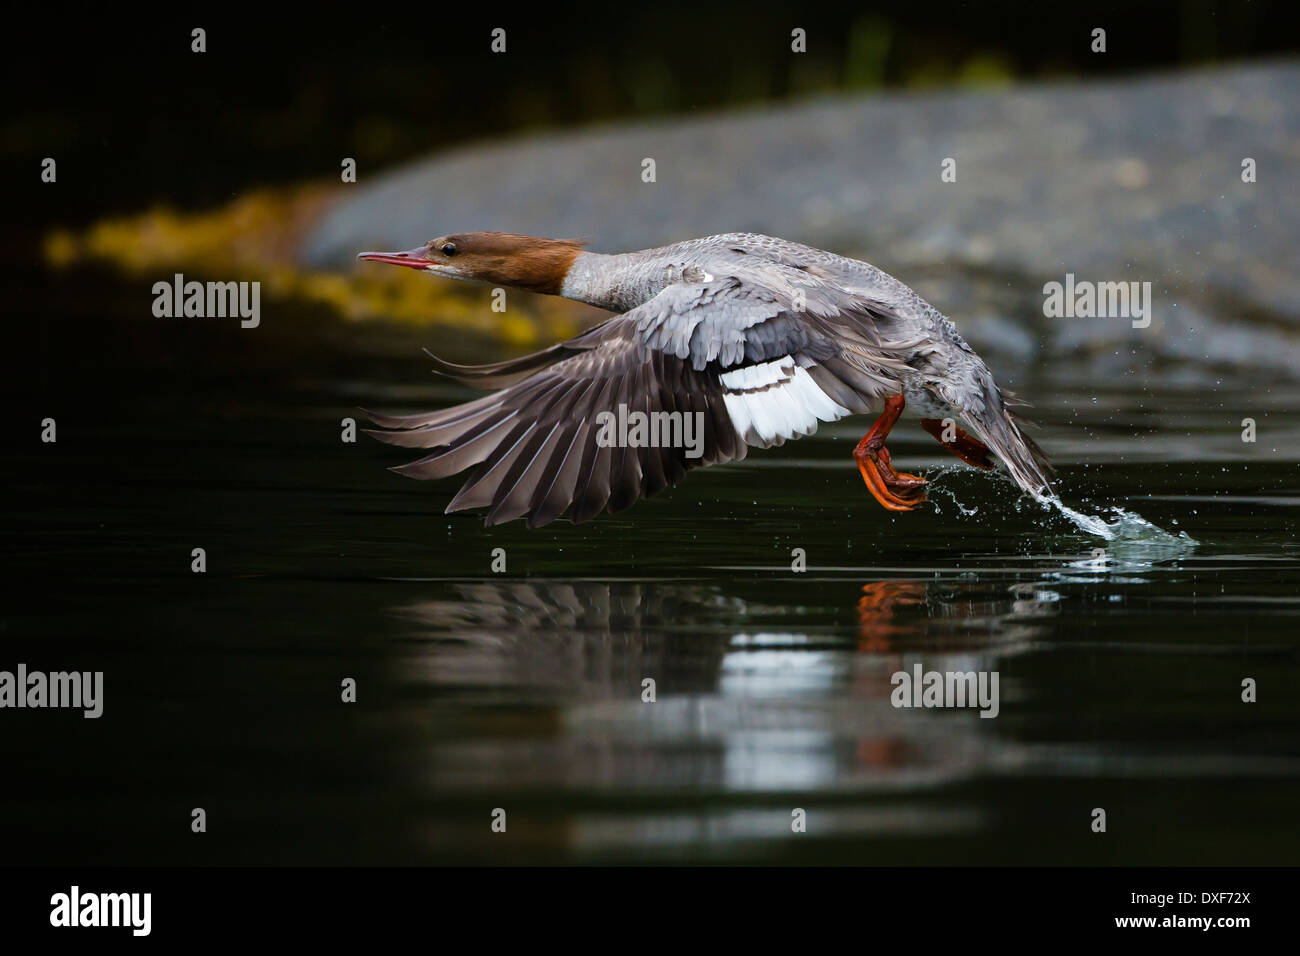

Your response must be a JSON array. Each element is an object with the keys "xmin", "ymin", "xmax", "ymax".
[{"xmin": 951, "ymin": 378, "xmax": 1054, "ymax": 500}]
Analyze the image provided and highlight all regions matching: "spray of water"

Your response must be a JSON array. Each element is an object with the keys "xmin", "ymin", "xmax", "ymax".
[
  {"xmin": 1030, "ymin": 490, "xmax": 1197, "ymax": 567},
  {"xmin": 932, "ymin": 467, "xmax": 1197, "ymax": 561}
]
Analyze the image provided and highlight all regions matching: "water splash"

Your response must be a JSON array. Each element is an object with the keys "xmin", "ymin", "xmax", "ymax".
[
  {"xmin": 1035, "ymin": 492, "xmax": 1197, "ymax": 563},
  {"xmin": 929, "ymin": 468, "xmax": 1197, "ymax": 562}
]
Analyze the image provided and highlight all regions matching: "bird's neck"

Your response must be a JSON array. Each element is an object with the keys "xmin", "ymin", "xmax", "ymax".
[{"xmin": 559, "ymin": 250, "xmax": 673, "ymax": 313}]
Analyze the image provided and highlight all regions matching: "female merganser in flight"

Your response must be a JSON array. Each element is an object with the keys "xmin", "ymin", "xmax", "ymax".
[{"xmin": 359, "ymin": 232, "xmax": 1052, "ymax": 527}]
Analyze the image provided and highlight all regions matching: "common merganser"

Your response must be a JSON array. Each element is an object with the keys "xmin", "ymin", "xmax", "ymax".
[{"xmin": 358, "ymin": 232, "xmax": 1052, "ymax": 527}]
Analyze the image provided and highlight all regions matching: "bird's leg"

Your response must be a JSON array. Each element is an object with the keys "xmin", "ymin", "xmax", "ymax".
[
  {"xmin": 853, "ymin": 395, "xmax": 927, "ymax": 511},
  {"xmin": 919, "ymin": 418, "xmax": 995, "ymax": 469}
]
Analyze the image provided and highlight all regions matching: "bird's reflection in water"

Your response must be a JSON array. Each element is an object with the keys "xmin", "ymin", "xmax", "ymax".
[
  {"xmin": 392, "ymin": 577, "xmax": 1060, "ymax": 857},
  {"xmin": 856, "ymin": 580, "xmax": 928, "ymax": 652},
  {"xmin": 394, "ymin": 581, "xmax": 750, "ymax": 697}
]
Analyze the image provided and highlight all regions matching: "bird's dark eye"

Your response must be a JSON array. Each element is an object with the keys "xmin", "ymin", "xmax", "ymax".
[{"xmin": 441, "ymin": 243, "xmax": 457, "ymax": 256}]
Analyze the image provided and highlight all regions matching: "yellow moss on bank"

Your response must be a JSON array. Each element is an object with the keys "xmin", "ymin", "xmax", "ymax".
[{"xmin": 43, "ymin": 186, "xmax": 584, "ymax": 349}]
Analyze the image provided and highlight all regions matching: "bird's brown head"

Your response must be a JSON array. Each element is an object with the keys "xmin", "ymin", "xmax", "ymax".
[{"xmin": 358, "ymin": 231, "xmax": 586, "ymax": 295}]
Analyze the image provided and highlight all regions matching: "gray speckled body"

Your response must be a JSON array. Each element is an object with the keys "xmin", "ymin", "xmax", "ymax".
[{"xmin": 560, "ymin": 232, "xmax": 1045, "ymax": 486}]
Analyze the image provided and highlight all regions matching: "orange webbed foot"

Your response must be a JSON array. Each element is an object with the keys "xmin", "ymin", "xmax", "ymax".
[
  {"xmin": 854, "ymin": 396, "xmax": 928, "ymax": 512},
  {"xmin": 856, "ymin": 450, "xmax": 928, "ymax": 511}
]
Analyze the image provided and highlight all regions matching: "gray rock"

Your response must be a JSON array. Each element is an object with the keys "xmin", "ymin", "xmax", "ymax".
[{"xmin": 306, "ymin": 63, "xmax": 1300, "ymax": 376}]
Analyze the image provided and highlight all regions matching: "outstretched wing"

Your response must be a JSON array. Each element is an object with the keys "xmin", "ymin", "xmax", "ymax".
[{"xmin": 365, "ymin": 275, "xmax": 914, "ymax": 527}]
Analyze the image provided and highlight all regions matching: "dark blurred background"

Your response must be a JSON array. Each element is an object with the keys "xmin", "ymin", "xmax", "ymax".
[{"xmin": 5, "ymin": 1, "xmax": 1296, "ymax": 232}]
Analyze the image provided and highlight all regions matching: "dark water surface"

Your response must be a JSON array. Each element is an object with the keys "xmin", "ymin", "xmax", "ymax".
[{"xmin": 3, "ymin": 269, "xmax": 1299, "ymax": 864}]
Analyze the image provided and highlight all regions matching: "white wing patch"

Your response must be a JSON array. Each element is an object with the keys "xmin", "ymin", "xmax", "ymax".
[{"xmin": 720, "ymin": 357, "xmax": 852, "ymax": 447}]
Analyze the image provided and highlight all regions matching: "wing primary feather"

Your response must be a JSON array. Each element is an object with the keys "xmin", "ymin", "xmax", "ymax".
[
  {"xmin": 570, "ymin": 378, "xmax": 617, "ymax": 523},
  {"xmin": 390, "ymin": 412, "xmax": 520, "ymax": 479},
  {"xmin": 484, "ymin": 420, "xmax": 566, "ymax": 526},
  {"xmin": 363, "ymin": 402, "xmax": 507, "ymax": 448},
  {"xmin": 445, "ymin": 420, "xmax": 539, "ymax": 513},
  {"xmin": 528, "ymin": 420, "xmax": 591, "ymax": 528}
]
